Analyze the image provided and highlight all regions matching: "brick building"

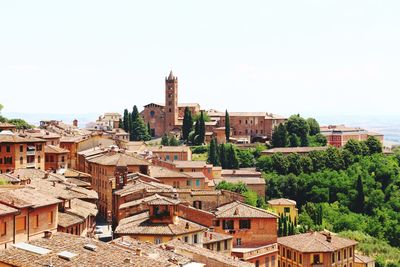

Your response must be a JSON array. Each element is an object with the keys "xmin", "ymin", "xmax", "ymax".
[
  {"xmin": 141, "ymin": 71, "xmax": 285, "ymax": 142},
  {"xmin": 0, "ymin": 187, "xmax": 61, "ymax": 249},
  {"xmin": 0, "ymin": 131, "xmax": 46, "ymax": 173},
  {"xmin": 44, "ymin": 145, "xmax": 69, "ymax": 171},
  {"xmin": 278, "ymin": 232, "xmax": 358, "ymax": 267},
  {"xmin": 147, "ymin": 145, "xmax": 192, "ymax": 161},
  {"xmin": 320, "ymin": 125, "xmax": 384, "ymax": 148},
  {"xmin": 212, "ymin": 201, "xmax": 279, "ymax": 267}
]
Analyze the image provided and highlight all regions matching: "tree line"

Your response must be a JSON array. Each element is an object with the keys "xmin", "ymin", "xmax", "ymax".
[{"xmin": 122, "ymin": 106, "xmax": 151, "ymax": 141}]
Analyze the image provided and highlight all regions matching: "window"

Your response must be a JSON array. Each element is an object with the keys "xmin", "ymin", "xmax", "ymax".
[
  {"xmin": 20, "ymin": 145, "xmax": 23, "ymax": 152},
  {"xmin": 284, "ymin": 207, "xmax": 290, "ymax": 213},
  {"xmin": 236, "ymin": 238, "xmax": 241, "ymax": 246},
  {"xmin": 193, "ymin": 234, "xmax": 198, "ymax": 244},
  {"xmin": 32, "ymin": 214, "xmax": 39, "ymax": 229},
  {"xmin": 217, "ymin": 242, "xmax": 221, "ymax": 251},
  {"xmin": 36, "ymin": 144, "xmax": 42, "ymax": 151},
  {"xmin": 150, "ymin": 111, "xmax": 155, "ymax": 118},
  {"xmin": 338, "ymin": 251, "xmax": 341, "ymax": 261},
  {"xmin": 224, "ymin": 239, "xmax": 228, "ymax": 250},
  {"xmin": 271, "ymin": 256, "xmax": 276, "ymax": 267},
  {"xmin": 48, "ymin": 211, "xmax": 54, "ymax": 224},
  {"xmin": 222, "ymin": 220, "xmax": 234, "ymax": 230},
  {"xmin": 195, "ymin": 179, "xmax": 200, "ymax": 187},
  {"xmin": 266, "ymin": 257, "xmax": 270, "ymax": 267},
  {"xmin": 255, "ymin": 260, "xmax": 259, "ymax": 267},
  {"xmin": 212, "ymin": 220, "xmax": 220, "ymax": 227},
  {"xmin": 16, "ymin": 216, "xmax": 26, "ymax": 232},
  {"xmin": 155, "ymin": 237, "xmax": 162, "ymax": 244},
  {"xmin": 299, "ymin": 254, "xmax": 302, "ymax": 264},
  {"xmin": 20, "ymin": 157, "xmax": 23, "ymax": 165},
  {"xmin": 184, "ymin": 236, "xmax": 189, "ymax": 243},
  {"xmin": 187, "ymin": 180, "xmax": 191, "ymax": 186},
  {"xmin": 193, "ymin": 201, "xmax": 202, "ymax": 209},
  {"xmin": 165, "ymin": 155, "xmax": 170, "ymax": 161},
  {"xmin": 61, "ymin": 156, "xmax": 65, "ymax": 162},
  {"xmin": 38, "ymin": 156, "xmax": 41, "ymax": 164},
  {"xmin": 6, "ymin": 146, "xmax": 10, "ymax": 153},
  {"xmin": 293, "ymin": 252, "xmax": 297, "ymax": 262},
  {"xmin": 0, "ymin": 222, "xmax": 6, "ymax": 236},
  {"xmin": 344, "ymin": 249, "xmax": 347, "ymax": 259},
  {"xmin": 239, "ymin": 219, "xmax": 251, "ymax": 229},
  {"xmin": 174, "ymin": 155, "xmax": 178, "ymax": 160},
  {"xmin": 287, "ymin": 249, "xmax": 291, "ymax": 259},
  {"xmin": 349, "ymin": 247, "xmax": 353, "ymax": 257},
  {"xmin": 313, "ymin": 254, "xmax": 321, "ymax": 264},
  {"xmin": 332, "ymin": 252, "xmax": 335, "ymax": 263}
]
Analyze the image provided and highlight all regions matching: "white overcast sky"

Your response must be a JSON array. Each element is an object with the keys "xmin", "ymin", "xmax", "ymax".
[{"xmin": 0, "ymin": 0, "xmax": 399, "ymax": 118}]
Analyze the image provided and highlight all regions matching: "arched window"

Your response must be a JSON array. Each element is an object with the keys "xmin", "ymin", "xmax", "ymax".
[
  {"xmin": 150, "ymin": 111, "xmax": 155, "ymax": 118},
  {"xmin": 38, "ymin": 156, "xmax": 41, "ymax": 164},
  {"xmin": 20, "ymin": 157, "xmax": 23, "ymax": 165}
]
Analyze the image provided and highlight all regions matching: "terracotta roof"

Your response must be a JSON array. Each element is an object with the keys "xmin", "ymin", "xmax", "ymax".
[
  {"xmin": 202, "ymin": 231, "xmax": 233, "ymax": 244},
  {"xmin": 29, "ymin": 178, "xmax": 98, "ymax": 200},
  {"xmin": 148, "ymin": 146, "xmax": 190, "ymax": 153},
  {"xmin": 0, "ymin": 187, "xmax": 61, "ymax": 209},
  {"xmin": 87, "ymin": 152, "xmax": 150, "ymax": 167},
  {"xmin": 215, "ymin": 201, "xmax": 277, "ymax": 219},
  {"xmin": 172, "ymin": 161, "xmax": 211, "ymax": 169},
  {"xmin": 354, "ymin": 254, "xmax": 375, "ymax": 263},
  {"xmin": 11, "ymin": 168, "xmax": 65, "ymax": 182},
  {"xmin": 60, "ymin": 136, "xmax": 86, "ymax": 143},
  {"xmin": 63, "ymin": 169, "xmax": 91, "ymax": 179},
  {"xmin": 114, "ymin": 180, "xmax": 175, "ymax": 197},
  {"xmin": 0, "ymin": 203, "xmax": 18, "ymax": 216},
  {"xmin": 278, "ymin": 232, "xmax": 357, "ymax": 253},
  {"xmin": 115, "ymin": 212, "xmax": 205, "ymax": 236},
  {"xmin": 149, "ymin": 166, "xmax": 190, "ymax": 179},
  {"xmin": 68, "ymin": 198, "xmax": 98, "ymax": 218},
  {"xmin": 262, "ymin": 147, "xmax": 327, "ymax": 154},
  {"xmin": 183, "ymin": 172, "xmax": 206, "ymax": 179},
  {"xmin": 0, "ymin": 232, "xmax": 170, "ymax": 267},
  {"xmin": 120, "ymin": 194, "xmax": 180, "ymax": 210},
  {"xmin": 111, "ymin": 237, "xmax": 193, "ymax": 266},
  {"xmin": 58, "ymin": 212, "xmax": 84, "ymax": 228},
  {"xmin": 0, "ymin": 131, "xmax": 45, "ymax": 143},
  {"xmin": 65, "ymin": 178, "xmax": 91, "ymax": 187},
  {"xmin": 0, "ymin": 122, "xmax": 16, "ymax": 128},
  {"xmin": 22, "ymin": 130, "xmax": 60, "ymax": 139},
  {"xmin": 166, "ymin": 239, "xmax": 254, "ymax": 267},
  {"xmin": 267, "ymin": 198, "xmax": 297, "ymax": 206},
  {"xmin": 45, "ymin": 145, "xmax": 69, "ymax": 154}
]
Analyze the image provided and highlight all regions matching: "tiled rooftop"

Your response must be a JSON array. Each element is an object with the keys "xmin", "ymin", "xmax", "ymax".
[
  {"xmin": 0, "ymin": 202, "xmax": 18, "ymax": 216},
  {"xmin": 87, "ymin": 152, "xmax": 150, "ymax": 167},
  {"xmin": 215, "ymin": 201, "xmax": 277, "ymax": 219},
  {"xmin": 149, "ymin": 166, "xmax": 190, "ymax": 179},
  {"xmin": 44, "ymin": 145, "xmax": 69, "ymax": 154},
  {"xmin": 278, "ymin": 232, "xmax": 358, "ymax": 253},
  {"xmin": 0, "ymin": 187, "xmax": 61, "ymax": 209},
  {"xmin": 0, "ymin": 232, "xmax": 172, "ymax": 267},
  {"xmin": 267, "ymin": 198, "xmax": 297, "ymax": 206},
  {"xmin": 115, "ymin": 211, "xmax": 205, "ymax": 236}
]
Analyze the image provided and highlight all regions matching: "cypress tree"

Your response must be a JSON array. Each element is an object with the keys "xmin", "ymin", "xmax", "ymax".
[
  {"xmin": 227, "ymin": 145, "xmax": 239, "ymax": 169},
  {"xmin": 123, "ymin": 109, "xmax": 129, "ymax": 132},
  {"xmin": 219, "ymin": 144, "xmax": 227, "ymax": 169},
  {"xmin": 169, "ymin": 135, "xmax": 179, "ymax": 146},
  {"xmin": 354, "ymin": 175, "xmax": 365, "ymax": 213},
  {"xmin": 198, "ymin": 111, "xmax": 206, "ymax": 144},
  {"xmin": 130, "ymin": 105, "xmax": 150, "ymax": 141},
  {"xmin": 225, "ymin": 110, "xmax": 230, "ymax": 143},
  {"xmin": 208, "ymin": 138, "xmax": 220, "ymax": 166},
  {"xmin": 278, "ymin": 217, "xmax": 283, "ymax": 237},
  {"xmin": 283, "ymin": 216, "xmax": 288, "ymax": 236},
  {"xmin": 182, "ymin": 107, "xmax": 193, "ymax": 142}
]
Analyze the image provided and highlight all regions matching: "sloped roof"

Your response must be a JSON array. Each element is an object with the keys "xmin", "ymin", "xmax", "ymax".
[
  {"xmin": 278, "ymin": 232, "xmax": 357, "ymax": 253},
  {"xmin": 87, "ymin": 152, "xmax": 150, "ymax": 166},
  {"xmin": 0, "ymin": 187, "xmax": 61, "ymax": 209},
  {"xmin": 0, "ymin": 203, "xmax": 18, "ymax": 216},
  {"xmin": 114, "ymin": 180, "xmax": 175, "ymax": 197},
  {"xmin": 149, "ymin": 166, "xmax": 190, "ymax": 179},
  {"xmin": 119, "ymin": 194, "xmax": 180, "ymax": 210},
  {"xmin": 215, "ymin": 201, "xmax": 277, "ymax": 219},
  {"xmin": 0, "ymin": 131, "xmax": 45, "ymax": 143},
  {"xmin": 355, "ymin": 254, "xmax": 375, "ymax": 263},
  {"xmin": 58, "ymin": 212, "xmax": 84, "ymax": 228},
  {"xmin": 267, "ymin": 198, "xmax": 297, "ymax": 206},
  {"xmin": 45, "ymin": 145, "xmax": 69, "ymax": 154},
  {"xmin": 115, "ymin": 212, "xmax": 205, "ymax": 236}
]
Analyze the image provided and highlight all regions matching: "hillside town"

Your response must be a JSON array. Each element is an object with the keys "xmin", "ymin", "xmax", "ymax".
[{"xmin": 0, "ymin": 71, "xmax": 392, "ymax": 267}]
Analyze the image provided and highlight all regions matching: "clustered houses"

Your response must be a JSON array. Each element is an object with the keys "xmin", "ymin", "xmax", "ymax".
[{"xmin": 141, "ymin": 71, "xmax": 286, "ymax": 142}]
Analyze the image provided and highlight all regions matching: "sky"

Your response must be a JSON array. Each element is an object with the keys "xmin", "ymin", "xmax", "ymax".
[{"xmin": 0, "ymin": 0, "xmax": 399, "ymax": 121}]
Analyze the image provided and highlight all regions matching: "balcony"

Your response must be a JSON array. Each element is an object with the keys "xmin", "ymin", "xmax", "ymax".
[{"xmin": 26, "ymin": 147, "xmax": 36, "ymax": 156}]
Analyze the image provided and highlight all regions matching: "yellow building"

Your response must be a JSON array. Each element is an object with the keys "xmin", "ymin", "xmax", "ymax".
[
  {"xmin": 114, "ymin": 195, "xmax": 205, "ymax": 245},
  {"xmin": 267, "ymin": 198, "xmax": 298, "ymax": 224},
  {"xmin": 354, "ymin": 254, "xmax": 375, "ymax": 267}
]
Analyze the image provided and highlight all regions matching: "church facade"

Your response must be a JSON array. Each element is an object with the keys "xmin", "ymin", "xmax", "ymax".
[{"xmin": 141, "ymin": 71, "xmax": 286, "ymax": 142}]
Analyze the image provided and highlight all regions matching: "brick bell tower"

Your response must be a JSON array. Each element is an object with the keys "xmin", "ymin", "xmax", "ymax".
[{"xmin": 165, "ymin": 70, "xmax": 179, "ymax": 132}]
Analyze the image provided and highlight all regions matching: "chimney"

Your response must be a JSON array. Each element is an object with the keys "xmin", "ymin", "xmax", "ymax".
[
  {"xmin": 43, "ymin": 231, "xmax": 53, "ymax": 239},
  {"xmin": 326, "ymin": 233, "xmax": 332, "ymax": 242},
  {"xmin": 135, "ymin": 248, "xmax": 142, "ymax": 257}
]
